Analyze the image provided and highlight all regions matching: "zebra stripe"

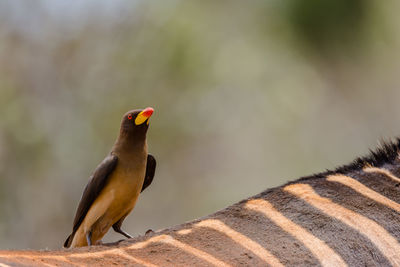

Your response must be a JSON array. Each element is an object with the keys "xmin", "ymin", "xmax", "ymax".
[
  {"xmin": 327, "ymin": 174, "xmax": 400, "ymax": 212},
  {"xmin": 196, "ymin": 219, "xmax": 284, "ymax": 267},
  {"xmin": 245, "ymin": 199, "xmax": 346, "ymax": 267},
  {"xmin": 284, "ymin": 183, "xmax": 400, "ymax": 266},
  {"xmin": 364, "ymin": 166, "xmax": 400, "ymax": 183}
]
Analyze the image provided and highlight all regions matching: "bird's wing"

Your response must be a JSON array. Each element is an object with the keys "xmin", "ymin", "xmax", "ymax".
[
  {"xmin": 64, "ymin": 154, "xmax": 118, "ymax": 247},
  {"xmin": 141, "ymin": 154, "xmax": 156, "ymax": 192}
]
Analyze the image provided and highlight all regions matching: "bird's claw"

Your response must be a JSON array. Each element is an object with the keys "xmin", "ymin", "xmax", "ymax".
[{"xmin": 145, "ymin": 229, "xmax": 154, "ymax": 235}]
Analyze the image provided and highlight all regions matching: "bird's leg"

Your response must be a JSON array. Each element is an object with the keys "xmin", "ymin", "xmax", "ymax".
[
  {"xmin": 112, "ymin": 224, "xmax": 132, "ymax": 239},
  {"xmin": 112, "ymin": 216, "xmax": 133, "ymax": 239},
  {"xmin": 86, "ymin": 230, "xmax": 92, "ymax": 246}
]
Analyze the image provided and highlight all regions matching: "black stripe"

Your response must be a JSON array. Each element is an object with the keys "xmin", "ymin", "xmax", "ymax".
[{"xmin": 256, "ymin": 186, "xmax": 392, "ymax": 266}]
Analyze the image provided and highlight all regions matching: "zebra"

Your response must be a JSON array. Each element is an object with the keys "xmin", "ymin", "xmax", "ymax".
[{"xmin": 1, "ymin": 139, "xmax": 399, "ymax": 266}]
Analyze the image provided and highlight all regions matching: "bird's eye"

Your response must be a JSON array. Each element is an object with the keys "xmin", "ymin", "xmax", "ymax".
[{"xmin": 128, "ymin": 114, "xmax": 133, "ymax": 120}]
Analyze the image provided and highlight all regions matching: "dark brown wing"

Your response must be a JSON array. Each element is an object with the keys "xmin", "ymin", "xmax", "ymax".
[
  {"xmin": 64, "ymin": 154, "xmax": 118, "ymax": 247},
  {"xmin": 141, "ymin": 154, "xmax": 156, "ymax": 192}
]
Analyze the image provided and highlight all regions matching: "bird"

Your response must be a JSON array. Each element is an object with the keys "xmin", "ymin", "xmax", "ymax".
[{"xmin": 63, "ymin": 107, "xmax": 156, "ymax": 248}]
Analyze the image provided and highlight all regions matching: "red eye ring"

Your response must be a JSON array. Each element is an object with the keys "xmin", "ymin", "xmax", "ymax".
[{"xmin": 128, "ymin": 114, "xmax": 132, "ymax": 120}]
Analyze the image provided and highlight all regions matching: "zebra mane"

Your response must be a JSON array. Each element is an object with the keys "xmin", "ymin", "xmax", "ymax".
[{"xmin": 297, "ymin": 138, "xmax": 400, "ymax": 181}]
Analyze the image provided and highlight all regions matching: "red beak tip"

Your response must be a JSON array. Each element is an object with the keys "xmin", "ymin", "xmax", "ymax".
[{"xmin": 143, "ymin": 107, "xmax": 154, "ymax": 117}]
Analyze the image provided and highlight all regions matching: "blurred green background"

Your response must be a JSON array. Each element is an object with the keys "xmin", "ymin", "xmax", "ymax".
[{"xmin": 1, "ymin": 0, "xmax": 400, "ymax": 249}]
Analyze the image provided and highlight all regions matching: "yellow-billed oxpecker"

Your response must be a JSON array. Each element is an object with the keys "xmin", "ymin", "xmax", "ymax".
[{"xmin": 64, "ymin": 107, "xmax": 156, "ymax": 248}]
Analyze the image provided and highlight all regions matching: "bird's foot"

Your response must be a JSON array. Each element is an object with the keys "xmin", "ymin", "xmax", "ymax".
[
  {"xmin": 145, "ymin": 229, "xmax": 154, "ymax": 235},
  {"xmin": 86, "ymin": 231, "xmax": 92, "ymax": 246},
  {"xmin": 113, "ymin": 226, "xmax": 133, "ymax": 239}
]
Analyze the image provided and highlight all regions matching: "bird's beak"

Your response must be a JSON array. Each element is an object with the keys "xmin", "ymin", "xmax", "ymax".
[{"xmin": 135, "ymin": 107, "xmax": 154, "ymax": 125}]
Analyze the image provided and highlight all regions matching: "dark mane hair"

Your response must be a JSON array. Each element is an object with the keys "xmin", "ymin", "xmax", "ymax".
[{"xmin": 296, "ymin": 138, "xmax": 400, "ymax": 182}]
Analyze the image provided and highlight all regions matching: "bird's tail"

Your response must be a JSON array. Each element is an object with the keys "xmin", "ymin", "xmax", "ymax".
[{"xmin": 63, "ymin": 233, "xmax": 74, "ymax": 248}]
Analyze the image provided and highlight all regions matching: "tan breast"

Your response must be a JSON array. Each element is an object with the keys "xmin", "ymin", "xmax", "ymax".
[{"xmin": 71, "ymin": 153, "xmax": 147, "ymax": 247}]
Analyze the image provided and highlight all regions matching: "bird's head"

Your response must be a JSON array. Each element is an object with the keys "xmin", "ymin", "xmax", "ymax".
[{"xmin": 120, "ymin": 107, "xmax": 154, "ymax": 138}]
